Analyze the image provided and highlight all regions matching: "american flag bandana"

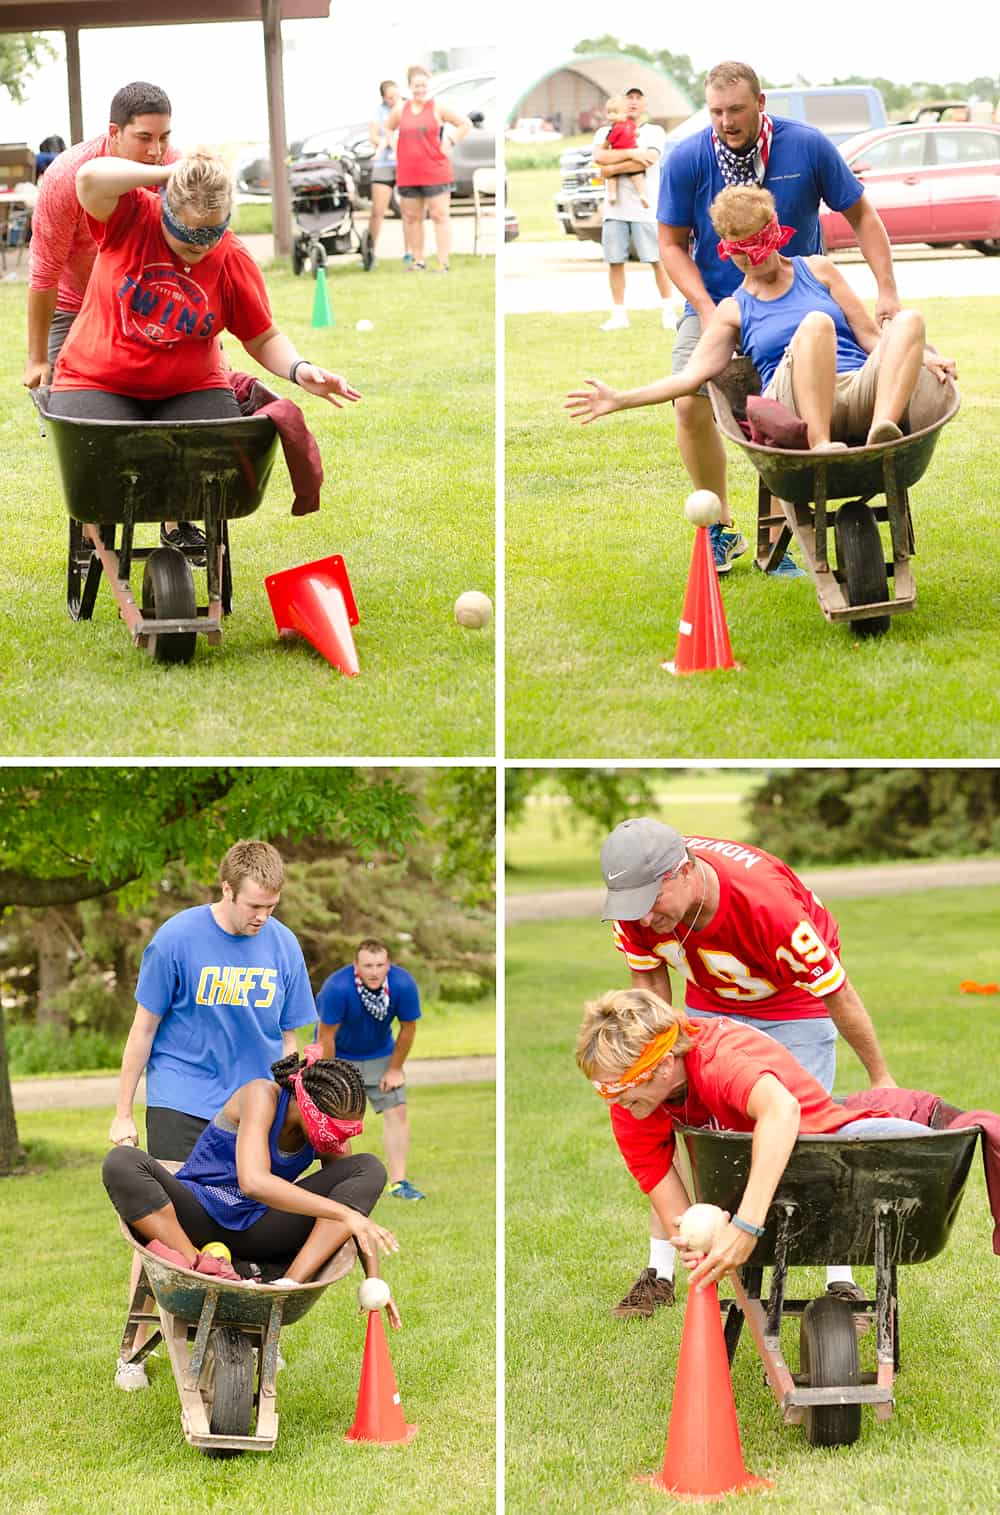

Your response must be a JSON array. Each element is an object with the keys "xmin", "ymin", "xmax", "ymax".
[
  {"xmin": 712, "ymin": 113, "xmax": 774, "ymax": 187},
  {"xmin": 355, "ymin": 971, "xmax": 391, "ymax": 1021}
]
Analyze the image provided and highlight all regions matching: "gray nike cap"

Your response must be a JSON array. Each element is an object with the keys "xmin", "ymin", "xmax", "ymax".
[{"xmin": 600, "ymin": 818, "xmax": 687, "ymax": 921}]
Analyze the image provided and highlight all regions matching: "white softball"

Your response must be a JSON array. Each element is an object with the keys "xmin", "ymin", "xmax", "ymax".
[
  {"xmin": 684, "ymin": 490, "xmax": 723, "ymax": 528},
  {"xmin": 454, "ymin": 590, "xmax": 493, "ymax": 629},
  {"xmin": 355, "ymin": 318, "xmax": 374, "ymax": 332},
  {"xmin": 358, "ymin": 1276, "xmax": 391, "ymax": 1310},
  {"xmin": 678, "ymin": 1203, "xmax": 727, "ymax": 1252}
]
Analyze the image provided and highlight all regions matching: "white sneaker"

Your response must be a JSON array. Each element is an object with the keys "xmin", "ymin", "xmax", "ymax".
[
  {"xmin": 600, "ymin": 310, "xmax": 629, "ymax": 331},
  {"xmin": 661, "ymin": 305, "xmax": 677, "ymax": 331},
  {"xmin": 115, "ymin": 1357, "xmax": 149, "ymax": 1391}
]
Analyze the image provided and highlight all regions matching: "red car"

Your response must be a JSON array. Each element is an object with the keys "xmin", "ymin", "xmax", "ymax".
[{"xmin": 820, "ymin": 122, "xmax": 1000, "ymax": 255}]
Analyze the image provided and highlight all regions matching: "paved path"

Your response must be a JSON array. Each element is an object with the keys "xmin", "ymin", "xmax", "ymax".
[
  {"xmin": 12, "ymin": 1055, "xmax": 495, "ymax": 1114},
  {"xmin": 507, "ymin": 857, "xmax": 1000, "ymax": 923},
  {"xmin": 503, "ymin": 240, "xmax": 1000, "ymax": 316}
]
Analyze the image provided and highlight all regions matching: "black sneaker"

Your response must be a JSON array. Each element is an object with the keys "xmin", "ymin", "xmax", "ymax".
[{"xmin": 160, "ymin": 522, "xmax": 207, "ymax": 566}]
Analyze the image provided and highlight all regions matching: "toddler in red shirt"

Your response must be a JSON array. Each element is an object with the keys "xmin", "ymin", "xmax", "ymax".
[{"xmin": 602, "ymin": 97, "xmax": 648, "ymax": 207}]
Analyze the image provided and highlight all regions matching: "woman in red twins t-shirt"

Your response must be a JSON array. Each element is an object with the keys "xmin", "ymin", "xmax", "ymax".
[{"xmin": 48, "ymin": 150, "xmax": 361, "ymax": 423}]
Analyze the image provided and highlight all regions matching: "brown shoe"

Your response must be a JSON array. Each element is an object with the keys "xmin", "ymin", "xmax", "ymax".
[
  {"xmin": 611, "ymin": 1267, "xmax": 675, "ymax": 1319},
  {"xmin": 826, "ymin": 1280, "xmax": 872, "ymax": 1337}
]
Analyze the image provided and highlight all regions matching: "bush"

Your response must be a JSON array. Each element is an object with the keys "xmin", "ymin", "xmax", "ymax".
[{"xmin": 7, "ymin": 1022, "xmax": 120, "ymax": 1076}]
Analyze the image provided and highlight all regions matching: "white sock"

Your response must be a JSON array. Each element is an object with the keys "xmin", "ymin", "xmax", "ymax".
[
  {"xmin": 826, "ymin": 1265, "xmax": 855, "ymax": 1286},
  {"xmin": 649, "ymin": 1238, "xmax": 676, "ymax": 1281}
]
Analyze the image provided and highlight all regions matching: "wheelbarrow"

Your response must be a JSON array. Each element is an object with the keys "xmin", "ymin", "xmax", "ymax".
[
  {"xmin": 707, "ymin": 357, "xmax": 960, "ymax": 637},
  {"xmin": 116, "ymin": 1218, "xmax": 356, "ymax": 1455},
  {"xmin": 31, "ymin": 384, "xmax": 280, "ymax": 664},
  {"xmin": 675, "ymin": 1122, "xmax": 981, "ymax": 1447}
]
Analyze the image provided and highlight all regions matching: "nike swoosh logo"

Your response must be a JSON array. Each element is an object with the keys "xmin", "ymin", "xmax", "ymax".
[{"xmin": 606, "ymin": 870, "xmax": 629, "ymax": 880}]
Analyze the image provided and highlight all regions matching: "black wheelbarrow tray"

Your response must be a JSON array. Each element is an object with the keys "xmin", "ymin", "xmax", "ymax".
[
  {"xmin": 708, "ymin": 358, "xmax": 960, "ymax": 638},
  {"xmin": 116, "ymin": 1218, "xmax": 356, "ymax": 1455},
  {"xmin": 32, "ymin": 384, "xmax": 280, "ymax": 664},
  {"xmin": 676, "ymin": 1123, "xmax": 982, "ymax": 1447}
]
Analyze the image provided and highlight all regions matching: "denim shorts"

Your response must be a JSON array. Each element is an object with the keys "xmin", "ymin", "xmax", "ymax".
[
  {"xmin": 397, "ymin": 182, "xmax": 453, "ymax": 199},
  {"xmin": 601, "ymin": 216, "xmax": 660, "ymax": 264}
]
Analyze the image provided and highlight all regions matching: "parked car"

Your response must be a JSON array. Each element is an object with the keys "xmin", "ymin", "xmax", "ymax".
[
  {"xmin": 254, "ymin": 68, "xmax": 496, "ymax": 205},
  {"xmin": 554, "ymin": 85, "xmax": 888, "ymax": 241},
  {"xmin": 820, "ymin": 122, "xmax": 1000, "ymax": 255}
]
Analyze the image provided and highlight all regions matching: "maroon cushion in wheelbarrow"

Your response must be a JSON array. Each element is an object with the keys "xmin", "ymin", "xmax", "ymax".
[{"xmin": 746, "ymin": 395, "xmax": 810, "ymax": 450}]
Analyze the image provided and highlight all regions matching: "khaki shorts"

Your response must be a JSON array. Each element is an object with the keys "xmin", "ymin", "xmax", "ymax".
[{"xmin": 765, "ymin": 340, "xmax": 884, "ymax": 444}]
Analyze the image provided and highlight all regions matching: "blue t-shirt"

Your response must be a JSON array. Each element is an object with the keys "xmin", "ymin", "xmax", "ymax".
[
  {"xmin": 136, "ymin": 904, "xmax": 317, "ymax": 1118},
  {"xmin": 175, "ymin": 1085, "xmax": 315, "ymax": 1230},
  {"xmin": 658, "ymin": 117, "xmax": 864, "ymax": 311},
  {"xmin": 734, "ymin": 257, "xmax": 869, "ymax": 389},
  {"xmin": 316, "ymin": 963, "xmax": 421, "ymax": 1062}
]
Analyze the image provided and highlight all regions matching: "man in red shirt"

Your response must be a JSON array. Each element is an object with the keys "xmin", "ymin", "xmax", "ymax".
[
  {"xmin": 600, "ymin": 816, "xmax": 895, "ymax": 1318},
  {"xmin": 576, "ymin": 988, "xmax": 920, "ymax": 1292}
]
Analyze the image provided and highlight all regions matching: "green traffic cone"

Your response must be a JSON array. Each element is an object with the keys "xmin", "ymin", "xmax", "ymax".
[{"xmin": 312, "ymin": 265, "xmax": 334, "ymax": 328}]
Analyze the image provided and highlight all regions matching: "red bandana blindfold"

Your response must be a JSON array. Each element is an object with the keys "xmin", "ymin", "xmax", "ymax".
[
  {"xmin": 717, "ymin": 215, "xmax": 795, "ymax": 266},
  {"xmin": 292, "ymin": 1043, "xmax": 364, "ymax": 1154}
]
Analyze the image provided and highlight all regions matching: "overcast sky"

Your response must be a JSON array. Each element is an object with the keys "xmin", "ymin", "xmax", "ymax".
[
  {"xmin": 504, "ymin": 1, "xmax": 999, "ymax": 103},
  {"xmin": 1, "ymin": 6, "xmax": 491, "ymax": 150}
]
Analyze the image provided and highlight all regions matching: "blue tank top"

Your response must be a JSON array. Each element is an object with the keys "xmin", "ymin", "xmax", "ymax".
[
  {"xmin": 734, "ymin": 258, "xmax": 868, "ymax": 390},
  {"xmin": 175, "ymin": 1085, "xmax": 315, "ymax": 1231}
]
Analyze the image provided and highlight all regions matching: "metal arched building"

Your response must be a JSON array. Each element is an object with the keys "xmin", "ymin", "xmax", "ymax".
[{"xmin": 510, "ymin": 54, "xmax": 693, "ymax": 134}]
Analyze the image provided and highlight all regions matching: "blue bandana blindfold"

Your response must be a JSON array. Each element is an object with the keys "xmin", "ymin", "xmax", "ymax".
[{"xmin": 159, "ymin": 188, "xmax": 231, "ymax": 247}]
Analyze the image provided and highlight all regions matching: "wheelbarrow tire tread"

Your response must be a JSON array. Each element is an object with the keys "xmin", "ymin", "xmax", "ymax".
[
  {"xmin": 834, "ymin": 499, "xmax": 890, "ymax": 638},
  {"xmin": 202, "ymin": 1326, "xmax": 255, "ymax": 1457},
  {"xmin": 142, "ymin": 547, "xmax": 197, "ymax": 664},
  {"xmin": 800, "ymin": 1294, "xmax": 862, "ymax": 1447}
]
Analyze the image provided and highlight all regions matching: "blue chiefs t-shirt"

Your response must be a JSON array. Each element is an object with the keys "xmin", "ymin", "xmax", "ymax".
[
  {"xmin": 316, "ymin": 963, "xmax": 421, "ymax": 1062},
  {"xmin": 657, "ymin": 117, "xmax": 864, "ymax": 311},
  {"xmin": 136, "ymin": 905, "xmax": 317, "ymax": 1118}
]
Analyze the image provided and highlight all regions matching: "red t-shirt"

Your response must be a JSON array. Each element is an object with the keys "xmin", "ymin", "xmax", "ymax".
[
  {"xmin": 52, "ymin": 188, "xmax": 273, "ymax": 400},
  {"xmin": 395, "ymin": 99, "xmax": 452, "ymax": 188},
  {"xmin": 606, "ymin": 120, "xmax": 639, "ymax": 151},
  {"xmin": 611, "ymin": 836, "xmax": 846, "ymax": 1021},
  {"xmin": 609, "ymin": 1017, "xmax": 891, "ymax": 1193},
  {"xmin": 29, "ymin": 135, "xmax": 182, "ymax": 313}
]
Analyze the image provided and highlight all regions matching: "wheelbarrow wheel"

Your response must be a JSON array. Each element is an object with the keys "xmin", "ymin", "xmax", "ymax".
[
  {"xmin": 201, "ymin": 1327, "xmax": 255, "ymax": 1457},
  {"xmin": 800, "ymin": 1295, "xmax": 861, "ymax": 1447},
  {"xmin": 141, "ymin": 547, "xmax": 197, "ymax": 664},
  {"xmin": 834, "ymin": 499, "xmax": 890, "ymax": 638}
]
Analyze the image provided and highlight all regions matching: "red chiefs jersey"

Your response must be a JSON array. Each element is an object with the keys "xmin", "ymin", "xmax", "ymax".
[
  {"xmin": 610, "ymin": 1017, "xmax": 889, "ymax": 1193},
  {"xmin": 52, "ymin": 188, "xmax": 273, "ymax": 400},
  {"xmin": 612, "ymin": 836, "xmax": 845, "ymax": 1021}
]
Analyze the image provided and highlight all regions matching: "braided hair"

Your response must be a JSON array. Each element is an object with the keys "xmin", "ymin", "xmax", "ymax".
[{"xmin": 270, "ymin": 1052, "xmax": 366, "ymax": 1119}]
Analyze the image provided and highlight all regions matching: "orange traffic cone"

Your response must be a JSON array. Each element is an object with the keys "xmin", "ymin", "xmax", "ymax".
[
  {"xmin": 638, "ymin": 1281, "xmax": 771, "ymax": 1501},
  {"xmin": 345, "ymin": 1309, "xmax": 417, "ymax": 1445},
  {"xmin": 662, "ymin": 526, "xmax": 741, "ymax": 675},
  {"xmin": 265, "ymin": 554, "xmax": 360, "ymax": 676}
]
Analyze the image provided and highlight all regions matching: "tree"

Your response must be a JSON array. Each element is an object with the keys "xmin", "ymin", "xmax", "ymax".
[
  {"xmin": 0, "ymin": 34, "xmax": 55, "ymax": 104},
  {"xmin": 505, "ymin": 768, "xmax": 659, "ymax": 851},
  {"xmin": 573, "ymin": 35, "xmax": 703, "ymax": 101},
  {"xmin": 0, "ymin": 768, "xmax": 421, "ymax": 1173}
]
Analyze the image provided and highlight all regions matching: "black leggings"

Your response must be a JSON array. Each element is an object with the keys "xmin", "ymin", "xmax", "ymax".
[
  {"xmin": 102, "ymin": 1144, "xmax": 386, "ymax": 1264},
  {"xmin": 46, "ymin": 388, "xmax": 242, "ymax": 422}
]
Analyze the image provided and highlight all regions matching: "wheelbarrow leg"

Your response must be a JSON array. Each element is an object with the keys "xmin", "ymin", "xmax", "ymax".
[
  {"xmin": 873, "ymin": 1203, "xmax": 897, "ymax": 1420},
  {"xmin": 756, "ymin": 480, "xmax": 791, "ymax": 572},
  {"xmin": 117, "ymin": 1256, "xmax": 163, "ymax": 1366}
]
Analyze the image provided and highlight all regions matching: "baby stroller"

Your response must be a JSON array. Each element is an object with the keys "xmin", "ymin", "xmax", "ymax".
[{"xmin": 289, "ymin": 147, "xmax": 373, "ymax": 274}]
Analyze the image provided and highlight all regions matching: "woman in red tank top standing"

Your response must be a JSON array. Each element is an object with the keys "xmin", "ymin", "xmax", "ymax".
[{"xmin": 387, "ymin": 64, "xmax": 472, "ymax": 272}]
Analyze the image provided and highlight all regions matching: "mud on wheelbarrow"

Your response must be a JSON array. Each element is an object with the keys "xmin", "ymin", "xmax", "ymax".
[
  {"xmin": 708, "ymin": 357, "xmax": 960, "ymax": 638},
  {"xmin": 32, "ymin": 383, "xmax": 280, "ymax": 664},
  {"xmin": 676, "ymin": 1123, "xmax": 981, "ymax": 1447},
  {"xmin": 116, "ymin": 1218, "xmax": 357, "ymax": 1455}
]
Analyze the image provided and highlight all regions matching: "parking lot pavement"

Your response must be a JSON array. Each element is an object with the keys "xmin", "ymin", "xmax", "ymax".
[
  {"xmin": 502, "ymin": 239, "xmax": 1000, "ymax": 316},
  {"xmin": 241, "ymin": 202, "xmax": 486, "ymax": 266}
]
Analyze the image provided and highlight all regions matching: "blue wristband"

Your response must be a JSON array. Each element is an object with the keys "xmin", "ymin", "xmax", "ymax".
[{"xmin": 731, "ymin": 1215, "xmax": 766, "ymax": 1238}]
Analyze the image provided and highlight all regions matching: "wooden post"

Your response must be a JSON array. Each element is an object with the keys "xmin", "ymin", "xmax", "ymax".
[
  {"xmin": 65, "ymin": 28, "xmax": 84, "ymax": 144},
  {"xmin": 261, "ymin": 0, "xmax": 291, "ymax": 258}
]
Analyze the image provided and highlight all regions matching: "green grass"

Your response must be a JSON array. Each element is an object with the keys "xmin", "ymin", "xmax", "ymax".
[
  {"xmin": 506, "ymin": 885, "xmax": 1000, "ymax": 1514},
  {"xmin": 506, "ymin": 770, "xmax": 759, "ymax": 891},
  {"xmin": 508, "ymin": 167, "xmax": 573, "ymax": 242},
  {"xmin": 0, "ymin": 1081, "xmax": 494, "ymax": 1515},
  {"xmin": 0, "ymin": 257, "xmax": 494, "ymax": 757},
  {"xmin": 505, "ymin": 295, "xmax": 1000, "ymax": 759},
  {"xmin": 233, "ymin": 202, "xmax": 274, "ymax": 236}
]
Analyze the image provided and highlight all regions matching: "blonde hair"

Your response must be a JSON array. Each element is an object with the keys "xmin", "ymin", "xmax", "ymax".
[
  {"xmin": 709, "ymin": 184, "xmax": 775, "ymax": 240},
  {"xmin": 605, "ymin": 94, "xmax": 628, "ymax": 118},
  {"xmin": 166, "ymin": 149, "xmax": 232, "ymax": 219},
  {"xmin": 407, "ymin": 64, "xmax": 430, "ymax": 85},
  {"xmin": 576, "ymin": 988, "xmax": 696, "ymax": 1079},
  {"xmin": 218, "ymin": 840, "xmax": 284, "ymax": 897},
  {"xmin": 706, "ymin": 60, "xmax": 762, "ymax": 97}
]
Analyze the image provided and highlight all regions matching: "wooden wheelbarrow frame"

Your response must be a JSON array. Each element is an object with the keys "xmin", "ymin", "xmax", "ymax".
[
  {"xmin": 707, "ymin": 357, "xmax": 960, "ymax": 633},
  {"xmin": 117, "ymin": 1219, "xmax": 356, "ymax": 1454},
  {"xmin": 676, "ymin": 1124, "xmax": 982, "ymax": 1445}
]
